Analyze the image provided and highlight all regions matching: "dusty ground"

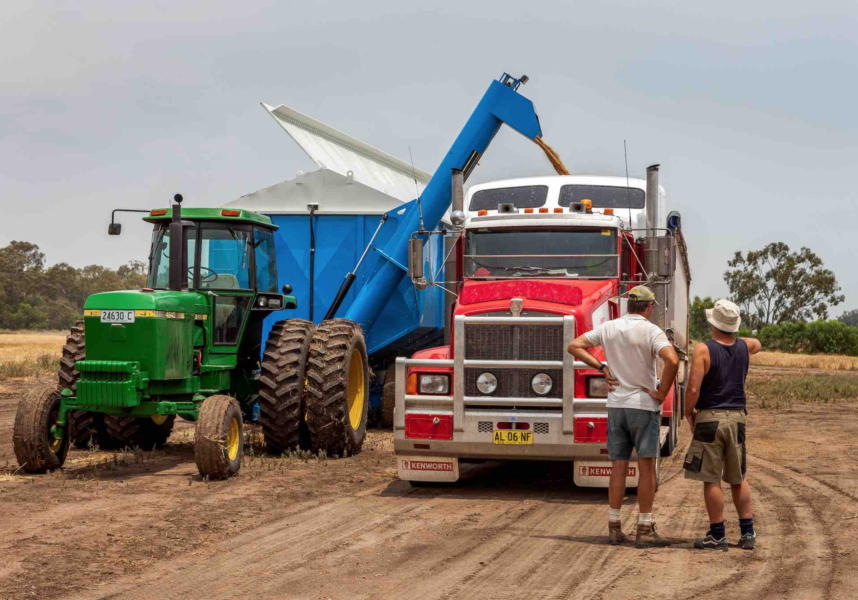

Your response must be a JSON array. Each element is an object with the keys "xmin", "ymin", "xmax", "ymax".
[{"xmin": 1, "ymin": 368, "xmax": 857, "ymax": 600}]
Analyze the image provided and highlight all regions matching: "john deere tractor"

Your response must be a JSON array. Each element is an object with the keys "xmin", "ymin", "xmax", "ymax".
[{"xmin": 13, "ymin": 195, "xmax": 370, "ymax": 479}]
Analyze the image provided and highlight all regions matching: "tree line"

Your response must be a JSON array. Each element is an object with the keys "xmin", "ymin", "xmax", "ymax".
[
  {"xmin": 691, "ymin": 242, "xmax": 855, "ymax": 355},
  {"xmin": 0, "ymin": 241, "xmax": 147, "ymax": 330}
]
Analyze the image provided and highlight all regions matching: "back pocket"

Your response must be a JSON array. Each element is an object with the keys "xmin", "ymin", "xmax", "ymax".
[{"xmin": 693, "ymin": 421, "xmax": 719, "ymax": 444}]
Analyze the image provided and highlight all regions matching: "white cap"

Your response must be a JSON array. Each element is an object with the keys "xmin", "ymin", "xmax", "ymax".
[{"xmin": 706, "ymin": 299, "xmax": 742, "ymax": 333}]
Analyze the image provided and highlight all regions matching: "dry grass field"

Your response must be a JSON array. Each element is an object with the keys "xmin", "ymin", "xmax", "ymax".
[
  {"xmin": 0, "ymin": 330, "xmax": 65, "ymax": 380},
  {"xmin": 752, "ymin": 350, "xmax": 858, "ymax": 371}
]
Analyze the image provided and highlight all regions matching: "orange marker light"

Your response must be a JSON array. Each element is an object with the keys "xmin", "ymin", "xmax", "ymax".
[
  {"xmin": 604, "ymin": 208, "xmax": 614, "ymax": 215},
  {"xmin": 554, "ymin": 207, "xmax": 563, "ymax": 213},
  {"xmin": 149, "ymin": 209, "xmax": 167, "ymax": 216},
  {"xmin": 581, "ymin": 199, "xmax": 593, "ymax": 212},
  {"xmin": 406, "ymin": 373, "xmax": 418, "ymax": 395},
  {"xmin": 221, "ymin": 210, "xmax": 240, "ymax": 217},
  {"xmin": 477, "ymin": 209, "xmax": 488, "ymax": 216},
  {"xmin": 524, "ymin": 208, "xmax": 534, "ymax": 214},
  {"xmin": 539, "ymin": 207, "xmax": 549, "ymax": 213}
]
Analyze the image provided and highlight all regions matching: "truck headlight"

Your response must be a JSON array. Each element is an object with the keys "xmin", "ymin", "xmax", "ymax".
[
  {"xmin": 476, "ymin": 372, "xmax": 497, "ymax": 394},
  {"xmin": 418, "ymin": 374, "xmax": 450, "ymax": 395},
  {"xmin": 531, "ymin": 373, "xmax": 553, "ymax": 395},
  {"xmin": 588, "ymin": 377, "xmax": 609, "ymax": 398}
]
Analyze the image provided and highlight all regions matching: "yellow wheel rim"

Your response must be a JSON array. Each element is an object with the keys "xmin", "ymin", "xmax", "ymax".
[
  {"xmin": 226, "ymin": 416, "xmax": 240, "ymax": 461},
  {"xmin": 347, "ymin": 348, "xmax": 365, "ymax": 431},
  {"xmin": 49, "ymin": 423, "xmax": 62, "ymax": 453},
  {"xmin": 151, "ymin": 414, "xmax": 169, "ymax": 426}
]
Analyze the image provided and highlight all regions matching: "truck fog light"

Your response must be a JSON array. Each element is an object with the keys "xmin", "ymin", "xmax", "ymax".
[
  {"xmin": 531, "ymin": 373, "xmax": 553, "ymax": 395},
  {"xmin": 419, "ymin": 374, "xmax": 450, "ymax": 395},
  {"xmin": 587, "ymin": 377, "xmax": 609, "ymax": 398},
  {"xmin": 476, "ymin": 372, "xmax": 497, "ymax": 394}
]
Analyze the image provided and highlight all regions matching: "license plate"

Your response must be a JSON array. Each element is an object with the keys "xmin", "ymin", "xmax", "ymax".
[
  {"xmin": 100, "ymin": 310, "xmax": 135, "ymax": 324},
  {"xmin": 492, "ymin": 430, "xmax": 533, "ymax": 445}
]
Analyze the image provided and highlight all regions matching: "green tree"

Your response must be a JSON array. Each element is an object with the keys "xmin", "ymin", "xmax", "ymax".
[
  {"xmin": 838, "ymin": 309, "xmax": 858, "ymax": 328},
  {"xmin": 724, "ymin": 242, "xmax": 843, "ymax": 329},
  {"xmin": 689, "ymin": 296, "xmax": 715, "ymax": 341}
]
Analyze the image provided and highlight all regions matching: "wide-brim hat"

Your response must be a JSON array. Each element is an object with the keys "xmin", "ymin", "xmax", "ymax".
[{"xmin": 706, "ymin": 299, "xmax": 741, "ymax": 333}]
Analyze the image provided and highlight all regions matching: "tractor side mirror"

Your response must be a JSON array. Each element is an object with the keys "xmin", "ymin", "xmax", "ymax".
[
  {"xmin": 281, "ymin": 284, "xmax": 292, "ymax": 295},
  {"xmin": 408, "ymin": 237, "xmax": 428, "ymax": 290},
  {"xmin": 108, "ymin": 223, "xmax": 122, "ymax": 236}
]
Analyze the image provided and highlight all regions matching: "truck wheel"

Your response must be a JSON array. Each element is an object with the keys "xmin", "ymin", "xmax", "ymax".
[
  {"xmin": 305, "ymin": 319, "xmax": 369, "ymax": 456},
  {"xmin": 195, "ymin": 395, "xmax": 243, "ymax": 479},
  {"xmin": 259, "ymin": 319, "xmax": 316, "ymax": 454},
  {"xmin": 104, "ymin": 415, "xmax": 176, "ymax": 450},
  {"xmin": 57, "ymin": 321, "xmax": 106, "ymax": 448},
  {"xmin": 13, "ymin": 389, "xmax": 69, "ymax": 473},
  {"xmin": 381, "ymin": 373, "xmax": 396, "ymax": 429}
]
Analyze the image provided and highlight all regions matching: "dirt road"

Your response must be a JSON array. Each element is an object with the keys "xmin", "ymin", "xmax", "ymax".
[{"xmin": 2, "ymin": 371, "xmax": 857, "ymax": 600}]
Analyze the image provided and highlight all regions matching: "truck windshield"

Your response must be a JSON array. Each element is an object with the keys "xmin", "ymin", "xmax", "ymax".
[{"xmin": 464, "ymin": 227, "xmax": 618, "ymax": 279}]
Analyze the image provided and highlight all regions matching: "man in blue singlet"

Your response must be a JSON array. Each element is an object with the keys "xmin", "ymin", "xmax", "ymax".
[{"xmin": 684, "ymin": 299, "xmax": 762, "ymax": 551}]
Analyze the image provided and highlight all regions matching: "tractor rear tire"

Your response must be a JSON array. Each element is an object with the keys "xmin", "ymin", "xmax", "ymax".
[
  {"xmin": 13, "ymin": 389, "xmax": 69, "ymax": 473},
  {"xmin": 259, "ymin": 319, "xmax": 316, "ymax": 454},
  {"xmin": 104, "ymin": 415, "xmax": 176, "ymax": 450},
  {"xmin": 305, "ymin": 319, "xmax": 369, "ymax": 456},
  {"xmin": 57, "ymin": 321, "xmax": 108, "ymax": 448},
  {"xmin": 381, "ymin": 374, "xmax": 396, "ymax": 429},
  {"xmin": 195, "ymin": 395, "xmax": 243, "ymax": 479}
]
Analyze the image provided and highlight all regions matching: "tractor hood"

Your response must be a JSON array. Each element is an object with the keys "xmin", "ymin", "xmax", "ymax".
[{"xmin": 84, "ymin": 290, "xmax": 206, "ymax": 314}]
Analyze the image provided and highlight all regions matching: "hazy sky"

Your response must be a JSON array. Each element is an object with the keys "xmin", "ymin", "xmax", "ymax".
[{"xmin": 2, "ymin": 1, "xmax": 856, "ymax": 314}]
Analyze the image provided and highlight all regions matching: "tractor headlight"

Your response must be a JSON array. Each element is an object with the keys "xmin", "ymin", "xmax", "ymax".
[
  {"xmin": 476, "ymin": 372, "xmax": 498, "ymax": 395},
  {"xmin": 531, "ymin": 373, "xmax": 553, "ymax": 395},
  {"xmin": 257, "ymin": 296, "xmax": 268, "ymax": 308},
  {"xmin": 588, "ymin": 377, "xmax": 609, "ymax": 398},
  {"xmin": 418, "ymin": 374, "xmax": 450, "ymax": 395}
]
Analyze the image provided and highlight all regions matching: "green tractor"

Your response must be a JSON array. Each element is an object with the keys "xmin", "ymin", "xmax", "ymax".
[{"xmin": 13, "ymin": 195, "xmax": 370, "ymax": 479}]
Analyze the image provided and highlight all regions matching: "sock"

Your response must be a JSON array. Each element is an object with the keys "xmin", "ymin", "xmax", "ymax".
[
  {"xmin": 739, "ymin": 518, "xmax": 755, "ymax": 536},
  {"xmin": 609, "ymin": 508, "xmax": 622, "ymax": 522},
  {"xmin": 710, "ymin": 521, "xmax": 726, "ymax": 540},
  {"xmin": 638, "ymin": 512, "xmax": 652, "ymax": 525}
]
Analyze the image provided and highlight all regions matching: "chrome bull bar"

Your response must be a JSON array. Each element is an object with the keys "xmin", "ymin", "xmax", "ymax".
[{"xmin": 394, "ymin": 314, "xmax": 606, "ymax": 435}]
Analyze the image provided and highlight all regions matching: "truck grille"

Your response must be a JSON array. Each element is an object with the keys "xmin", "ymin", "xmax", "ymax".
[
  {"xmin": 465, "ymin": 368, "xmax": 563, "ymax": 399},
  {"xmin": 464, "ymin": 322, "xmax": 564, "ymax": 361}
]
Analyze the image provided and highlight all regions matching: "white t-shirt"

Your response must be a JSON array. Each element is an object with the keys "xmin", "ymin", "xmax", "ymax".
[{"xmin": 583, "ymin": 314, "xmax": 672, "ymax": 412}]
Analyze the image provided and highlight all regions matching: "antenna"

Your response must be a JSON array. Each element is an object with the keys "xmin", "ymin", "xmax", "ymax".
[
  {"xmin": 409, "ymin": 146, "xmax": 425, "ymax": 231},
  {"xmin": 623, "ymin": 140, "xmax": 633, "ymax": 228}
]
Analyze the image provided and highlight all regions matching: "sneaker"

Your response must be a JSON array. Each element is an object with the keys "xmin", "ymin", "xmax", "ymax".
[
  {"xmin": 635, "ymin": 522, "xmax": 672, "ymax": 548},
  {"xmin": 694, "ymin": 533, "xmax": 729, "ymax": 551},
  {"xmin": 738, "ymin": 532, "xmax": 756, "ymax": 550},
  {"xmin": 608, "ymin": 521, "xmax": 627, "ymax": 545}
]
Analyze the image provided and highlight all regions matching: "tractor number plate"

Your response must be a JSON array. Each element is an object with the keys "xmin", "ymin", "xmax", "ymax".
[
  {"xmin": 100, "ymin": 310, "xmax": 135, "ymax": 324},
  {"xmin": 493, "ymin": 430, "xmax": 533, "ymax": 445}
]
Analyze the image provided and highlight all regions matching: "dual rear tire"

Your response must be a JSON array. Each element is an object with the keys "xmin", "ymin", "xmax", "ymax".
[{"xmin": 260, "ymin": 318, "xmax": 370, "ymax": 458}]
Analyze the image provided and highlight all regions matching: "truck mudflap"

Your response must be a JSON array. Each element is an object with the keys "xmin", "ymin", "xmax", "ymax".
[
  {"xmin": 398, "ymin": 456, "xmax": 460, "ymax": 483},
  {"xmin": 574, "ymin": 461, "xmax": 640, "ymax": 488}
]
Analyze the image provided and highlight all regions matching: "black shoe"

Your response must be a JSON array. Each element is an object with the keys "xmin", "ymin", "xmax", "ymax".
[
  {"xmin": 739, "ymin": 532, "xmax": 756, "ymax": 550},
  {"xmin": 694, "ymin": 533, "xmax": 728, "ymax": 551}
]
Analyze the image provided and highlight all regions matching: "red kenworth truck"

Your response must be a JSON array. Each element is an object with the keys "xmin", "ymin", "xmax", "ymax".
[{"xmin": 393, "ymin": 165, "xmax": 690, "ymax": 488}]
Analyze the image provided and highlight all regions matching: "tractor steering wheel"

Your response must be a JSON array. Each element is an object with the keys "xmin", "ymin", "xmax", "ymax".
[{"xmin": 190, "ymin": 266, "xmax": 219, "ymax": 284}]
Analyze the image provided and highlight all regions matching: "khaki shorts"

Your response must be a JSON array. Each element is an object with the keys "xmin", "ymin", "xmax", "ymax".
[{"xmin": 683, "ymin": 409, "xmax": 747, "ymax": 485}]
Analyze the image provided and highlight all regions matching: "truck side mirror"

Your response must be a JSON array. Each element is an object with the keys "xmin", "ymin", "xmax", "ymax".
[
  {"xmin": 281, "ymin": 284, "xmax": 292, "ymax": 295},
  {"xmin": 408, "ymin": 237, "xmax": 428, "ymax": 290},
  {"xmin": 108, "ymin": 223, "xmax": 122, "ymax": 236}
]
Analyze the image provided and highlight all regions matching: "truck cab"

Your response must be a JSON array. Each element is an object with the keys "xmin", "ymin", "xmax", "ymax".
[{"xmin": 394, "ymin": 173, "xmax": 689, "ymax": 488}]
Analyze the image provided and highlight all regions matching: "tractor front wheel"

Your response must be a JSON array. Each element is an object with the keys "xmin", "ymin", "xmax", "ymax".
[
  {"xmin": 305, "ymin": 319, "xmax": 369, "ymax": 456},
  {"xmin": 13, "ymin": 389, "xmax": 69, "ymax": 473},
  {"xmin": 194, "ymin": 395, "xmax": 243, "ymax": 480},
  {"xmin": 259, "ymin": 319, "xmax": 316, "ymax": 454}
]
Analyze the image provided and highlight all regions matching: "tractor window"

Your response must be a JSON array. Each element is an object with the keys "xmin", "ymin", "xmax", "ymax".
[
  {"xmin": 254, "ymin": 228, "xmax": 278, "ymax": 293},
  {"xmin": 198, "ymin": 225, "xmax": 252, "ymax": 290},
  {"xmin": 212, "ymin": 296, "xmax": 251, "ymax": 345},
  {"xmin": 148, "ymin": 225, "xmax": 197, "ymax": 289}
]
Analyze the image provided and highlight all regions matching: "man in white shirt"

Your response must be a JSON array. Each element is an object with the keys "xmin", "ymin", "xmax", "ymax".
[{"xmin": 567, "ymin": 286, "xmax": 679, "ymax": 548}]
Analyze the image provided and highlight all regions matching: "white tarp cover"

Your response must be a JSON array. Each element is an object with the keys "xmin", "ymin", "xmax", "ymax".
[{"xmin": 262, "ymin": 103, "xmax": 431, "ymax": 204}]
